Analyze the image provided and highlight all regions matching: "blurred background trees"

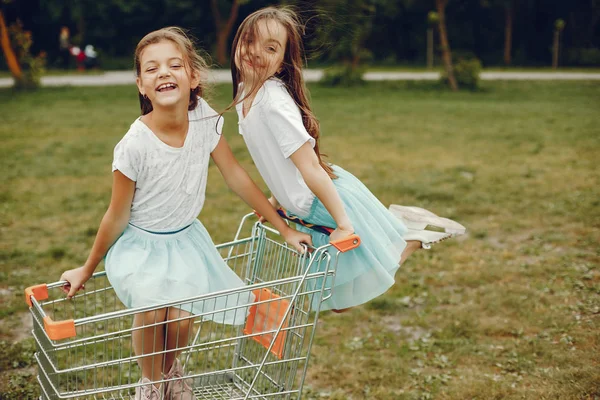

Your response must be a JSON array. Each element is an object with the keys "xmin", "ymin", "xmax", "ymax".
[{"xmin": 0, "ymin": 0, "xmax": 598, "ymax": 72}]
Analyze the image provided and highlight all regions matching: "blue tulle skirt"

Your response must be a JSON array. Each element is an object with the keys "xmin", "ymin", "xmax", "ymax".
[
  {"xmin": 105, "ymin": 220, "xmax": 253, "ymax": 325},
  {"xmin": 293, "ymin": 166, "xmax": 408, "ymax": 311}
]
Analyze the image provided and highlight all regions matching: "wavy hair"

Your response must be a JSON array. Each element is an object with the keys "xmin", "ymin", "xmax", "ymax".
[{"xmin": 230, "ymin": 7, "xmax": 335, "ymax": 178}]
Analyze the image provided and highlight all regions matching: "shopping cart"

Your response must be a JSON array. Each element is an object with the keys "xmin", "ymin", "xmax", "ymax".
[{"xmin": 25, "ymin": 214, "xmax": 360, "ymax": 399}]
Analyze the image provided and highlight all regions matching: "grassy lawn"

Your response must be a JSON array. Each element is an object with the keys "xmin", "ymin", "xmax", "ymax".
[
  {"xmin": 0, "ymin": 81, "xmax": 599, "ymax": 399},
  {"xmin": 362, "ymin": 66, "xmax": 600, "ymax": 73}
]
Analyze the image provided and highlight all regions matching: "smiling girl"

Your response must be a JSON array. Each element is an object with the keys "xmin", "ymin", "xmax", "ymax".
[
  {"xmin": 229, "ymin": 7, "xmax": 464, "ymax": 313},
  {"xmin": 58, "ymin": 27, "xmax": 311, "ymax": 400}
]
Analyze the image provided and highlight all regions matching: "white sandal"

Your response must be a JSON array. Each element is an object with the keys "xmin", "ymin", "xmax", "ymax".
[
  {"xmin": 389, "ymin": 205, "xmax": 466, "ymax": 249},
  {"xmin": 389, "ymin": 205, "xmax": 466, "ymax": 234},
  {"xmin": 402, "ymin": 229, "xmax": 454, "ymax": 249}
]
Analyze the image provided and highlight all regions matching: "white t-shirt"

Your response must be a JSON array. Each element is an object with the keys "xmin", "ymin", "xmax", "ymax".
[
  {"xmin": 112, "ymin": 98, "xmax": 223, "ymax": 232},
  {"xmin": 236, "ymin": 78, "xmax": 316, "ymax": 217}
]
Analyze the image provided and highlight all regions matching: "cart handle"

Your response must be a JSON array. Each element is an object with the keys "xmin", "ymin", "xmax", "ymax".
[
  {"xmin": 255, "ymin": 208, "xmax": 361, "ymax": 253},
  {"xmin": 24, "ymin": 283, "xmax": 77, "ymax": 340}
]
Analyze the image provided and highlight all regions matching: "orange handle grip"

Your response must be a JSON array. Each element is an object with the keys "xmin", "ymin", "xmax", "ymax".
[
  {"xmin": 43, "ymin": 316, "xmax": 76, "ymax": 341},
  {"xmin": 330, "ymin": 234, "xmax": 361, "ymax": 252},
  {"xmin": 24, "ymin": 284, "xmax": 48, "ymax": 307}
]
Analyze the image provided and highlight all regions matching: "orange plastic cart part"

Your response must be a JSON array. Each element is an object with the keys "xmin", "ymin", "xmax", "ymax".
[
  {"xmin": 330, "ymin": 234, "xmax": 361, "ymax": 252},
  {"xmin": 25, "ymin": 283, "xmax": 76, "ymax": 340},
  {"xmin": 243, "ymin": 288, "xmax": 291, "ymax": 359},
  {"xmin": 43, "ymin": 316, "xmax": 76, "ymax": 340},
  {"xmin": 24, "ymin": 284, "xmax": 48, "ymax": 307}
]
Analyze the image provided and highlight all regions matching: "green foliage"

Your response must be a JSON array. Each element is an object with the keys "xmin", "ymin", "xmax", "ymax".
[
  {"xmin": 0, "ymin": 339, "xmax": 35, "ymax": 370},
  {"xmin": 554, "ymin": 18, "xmax": 565, "ymax": 31},
  {"xmin": 427, "ymin": 10, "xmax": 439, "ymax": 25},
  {"xmin": 312, "ymin": 0, "xmax": 380, "ymax": 82},
  {"xmin": 1, "ymin": 371, "xmax": 38, "ymax": 400},
  {"xmin": 319, "ymin": 66, "xmax": 366, "ymax": 87},
  {"xmin": 441, "ymin": 57, "xmax": 482, "ymax": 90},
  {"xmin": 8, "ymin": 20, "xmax": 46, "ymax": 90},
  {"xmin": 1, "ymin": 0, "xmax": 598, "ymax": 70},
  {"xmin": 565, "ymin": 47, "xmax": 600, "ymax": 66}
]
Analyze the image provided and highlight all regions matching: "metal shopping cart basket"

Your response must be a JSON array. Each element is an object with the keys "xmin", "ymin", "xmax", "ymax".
[{"xmin": 25, "ymin": 214, "xmax": 360, "ymax": 399}]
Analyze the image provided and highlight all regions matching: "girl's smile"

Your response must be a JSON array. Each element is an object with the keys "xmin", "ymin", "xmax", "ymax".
[{"xmin": 156, "ymin": 82, "xmax": 178, "ymax": 92}]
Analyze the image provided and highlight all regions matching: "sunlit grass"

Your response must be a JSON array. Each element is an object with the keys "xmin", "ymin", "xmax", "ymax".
[{"xmin": 1, "ymin": 81, "xmax": 599, "ymax": 399}]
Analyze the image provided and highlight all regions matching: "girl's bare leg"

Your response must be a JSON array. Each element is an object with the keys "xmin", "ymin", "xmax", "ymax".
[
  {"xmin": 164, "ymin": 307, "xmax": 193, "ymax": 371},
  {"xmin": 332, "ymin": 308, "xmax": 352, "ymax": 313},
  {"xmin": 400, "ymin": 240, "xmax": 422, "ymax": 265},
  {"xmin": 132, "ymin": 308, "xmax": 167, "ymax": 385}
]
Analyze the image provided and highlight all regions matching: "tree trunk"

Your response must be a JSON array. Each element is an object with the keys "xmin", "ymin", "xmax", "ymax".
[
  {"xmin": 504, "ymin": 2, "xmax": 513, "ymax": 66},
  {"xmin": 216, "ymin": 31, "xmax": 228, "ymax": 67},
  {"xmin": 351, "ymin": 53, "xmax": 360, "ymax": 70},
  {"xmin": 211, "ymin": 0, "xmax": 240, "ymax": 66},
  {"xmin": 77, "ymin": 13, "xmax": 85, "ymax": 45},
  {"xmin": 552, "ymin": 30, "xmax": 559, "ymax": 69},
  {"xmin": 435, "ymin": 0, "xmax": 458, "ymax": 91},
  {"xmin": 427, "ymin": 28, "xmax": 434, "ymax": 69},
  {"xmin": 0, "ymin": 11, "xmax": 22, "ymax": 80}
]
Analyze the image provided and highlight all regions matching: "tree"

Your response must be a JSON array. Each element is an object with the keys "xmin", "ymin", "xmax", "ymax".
[
  {"xmin": 1, "ymin": 0, "xmax": 45, "ymax": 89},
  {"xmin": 503, "ymin": 0, "xmax": 514, "ymax": 65},
  {"xmin": 427, "ymin": 11, "xmax": 438, "ymax": 69},
  {"xmin": 314, "ymin": 0, "xmax": 380, "ymax": 83},
  {"xmin": 435, "ymin": 0, "xmax": 458, "ymax": 91},
  {"xmin": 0, "ymin": 9, "xmax": 21, "ymax": 80},
  {"xmin": 481, "ymin": 0, "xmax": 515, "ymax": 66},
  {"xmin": 211, "ymin": 0, "xmax": 246, "ymax": 66},
  {"xmin": 552, "ymin": 18, "xmax": 565, "ymax": 69}
]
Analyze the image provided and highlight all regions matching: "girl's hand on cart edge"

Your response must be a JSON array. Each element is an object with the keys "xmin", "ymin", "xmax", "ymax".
[
  {"xmin": 283, "ymin": 227, "xmax": 313, "ymax": 254},
  {"xmin": 330, "ymin": 226, "xmax": 355, "ymax": 243},
  {"xmin": 60, "ymin": 266, "xmax": 92, "ymax": 299}
]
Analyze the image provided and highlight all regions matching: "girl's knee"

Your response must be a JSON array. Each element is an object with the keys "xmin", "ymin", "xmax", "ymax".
[
  {"xmin": 167, "ymin": 308, "xmax": 192, "ymax": 329},
  {"xmin": 135, "ymin": 308, "xmax": 167, "ymax": 326}
]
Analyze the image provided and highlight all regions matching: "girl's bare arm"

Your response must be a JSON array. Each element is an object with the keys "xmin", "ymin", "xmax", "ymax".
[
  {"xmin": 290, "ymin": 142, "xmax": 354, "ymax": 240},
  {"xmin": 210, "ymin": 136, "xmax": 312, "ymax": 251},
  {"xmin": 61, "ymin": 171, "xmax": 135, "ymax": 297}
]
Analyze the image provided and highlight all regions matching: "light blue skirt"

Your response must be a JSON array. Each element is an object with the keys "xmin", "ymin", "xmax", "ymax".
[
  {"xmin": 293, "ymin": 166, "xmax": 408, "ymax": 311},
  {"xmin": 105, "ymin": 220, "xmax": 253, "ymax": 325}
]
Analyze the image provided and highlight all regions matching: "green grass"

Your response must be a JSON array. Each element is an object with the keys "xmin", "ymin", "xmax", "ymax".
[
  {"xmin": 1, "ymin": 81, "xmax": 599, "ymax": 399},
  {"xmin": 362, "ymin": 66, "xmax": 600, "ymax": 73}
]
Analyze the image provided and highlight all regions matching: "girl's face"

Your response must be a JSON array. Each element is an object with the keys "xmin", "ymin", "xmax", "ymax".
[
  {"xmin": 136, "ymin": 40, "xmax": 199, "ymax": 112},
  {"xmin": 235, "ymin": 19, "xmax": 288, "ymax": 83}
]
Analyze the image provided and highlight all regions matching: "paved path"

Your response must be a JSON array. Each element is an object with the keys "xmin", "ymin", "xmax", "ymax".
[{"xmin": 2, "ymin": 69, "xmax": 600, "ymax": 87}]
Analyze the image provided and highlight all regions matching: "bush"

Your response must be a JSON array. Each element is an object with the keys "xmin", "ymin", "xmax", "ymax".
[
  {"xmin": 565, "ymin": 48, "xmax": 600, "ymax": 66},
  {"xmin": 320, "ymin": 66, "xmax": 365, "ymax": 87},
  {"xmin": 451, "ymin": 49, "xmax": 478, "ymax": 62},
  {"xmin": 8, "ymin": 20, "xmax": 46, "ymax": 90},
  {"xmin": 441, "ymin": 57, "xmax": 482, "ymax": 91}
]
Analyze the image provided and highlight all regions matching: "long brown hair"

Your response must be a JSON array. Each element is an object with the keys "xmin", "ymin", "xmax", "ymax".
[
  {"xmin": 134, "ymin": 27, "xmax": 209, "ymax": 115},
  {"xmin": 230, "ymin": 7, "xmax": 335, "ymax": 178}
]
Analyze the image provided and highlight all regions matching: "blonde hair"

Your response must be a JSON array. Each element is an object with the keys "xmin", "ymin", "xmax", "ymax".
[
  {"xmin": 230, "ymin": 7, "xmax": 336, "ymax": 179},
  {"xmin": 134, "ymin": 27, "xmax": 209, "ymax": 115}
]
